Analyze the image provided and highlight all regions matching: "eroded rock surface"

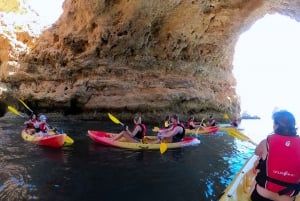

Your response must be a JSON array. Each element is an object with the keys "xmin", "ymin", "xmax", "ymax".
[{"xmin": 1, "ymin": 0, "xmax": 298, "ymax": 121}]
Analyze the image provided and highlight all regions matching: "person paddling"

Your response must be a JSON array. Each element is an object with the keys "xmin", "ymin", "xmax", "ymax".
[
  {"xmin": 157, "ymin": 114, "xmax": 185, "ymax": 143},
  {"xmin": 24, "ymin": 113, "xmax": 39, "ymax": 134},
  {"xmin": 207, "ymin": 114, "xmax": 216, "ymax": 126},
  {"xmin": 112, "ymin": 114, "xmax": 146, "ymax": 142},
  {"xmin": 186, "ymin": 116, "xmax": 204, "ymax": 130},
  {"xmin": 36, "ymin": 114, "xmax": 51, "ymax": 136},
  {"xmin": 250, "ymin": 110, "xmax": 300, "ymax": 201}
]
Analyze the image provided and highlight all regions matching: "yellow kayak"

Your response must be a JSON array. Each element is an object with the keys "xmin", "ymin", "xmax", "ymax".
[{"xmin": 219, "ymin": 155, "xmax": 300, "ymax": 201}]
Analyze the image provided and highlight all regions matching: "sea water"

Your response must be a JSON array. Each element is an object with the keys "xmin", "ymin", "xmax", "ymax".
[{"xmin": 0, "ymin": 116, "xmax": 271, "ymax": 201}]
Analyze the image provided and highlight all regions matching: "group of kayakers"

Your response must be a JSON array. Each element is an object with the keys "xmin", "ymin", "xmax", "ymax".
[
  {"xmin": 110, "ymin": 113, "xmax": 217, "ymax": 144},
  {"xmin": 109, "ymin": 110, "xmax": 300, "ymax": 201},
  {"xmin": 24, "ymin": 113, "xmax": 50, "ymax": 136},
  {"xmin": 21, "ymin": 107, "xmax": 300, "ymax": 201}
]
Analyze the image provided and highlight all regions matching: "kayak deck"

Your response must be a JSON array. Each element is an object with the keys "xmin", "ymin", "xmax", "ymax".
[
  {"xmin": 219, "ymin": 155, "xmax": 300, "ymax": 201},
  {"xmin": 22, "ymin": 129, "xmax": 66, "ymax": 148},
  {"xmin": 88, "ymin": 130, "xmax": 200, "ymax": 150}
]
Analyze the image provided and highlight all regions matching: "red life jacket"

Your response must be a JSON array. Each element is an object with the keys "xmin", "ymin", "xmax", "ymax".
[
  {"xmin": 39, "ymin": 122, "xmax": 48, "ymax": 133},
  {"xmin": 27, "ymin": 119, "xmax": 37, "ymax": 129},
  {"xmin": 170, "ymin": 123, "xmax": 185, "ymax": 140},
  {"xmin": 256, "ymin": 134, "xmax": 300, "ymax": 196},
  {"xmin": 134, "ymin": 124, "xmax": 146, "ymax": 139}
]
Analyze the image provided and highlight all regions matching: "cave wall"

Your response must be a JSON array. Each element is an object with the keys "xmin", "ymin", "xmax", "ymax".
[{"xmin": 1, "ymin": 0, "xmax": 300, "ymax": 121}]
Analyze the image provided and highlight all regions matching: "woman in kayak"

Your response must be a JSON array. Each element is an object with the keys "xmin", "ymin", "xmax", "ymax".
[
  {"xmin": 112, "ymin": 115, "xmax": 146, "ymax": 142},
  {"xmin": 207, "ymin": 114, "xmax": 216, "ymax": 126},
  {"xmin": 24, "ymin": 113, "xmax": 39, "ymax": 134},
  {"xmin": 157, "ymin": 114, "xmax": 185, "ymax": 143},
  {"xmin": 186, "ymin": 116, "xmax": 204, "ymax": 130},
  {"xmin": 251, "ymin": 110, "xmax": 300, "ymax": 201}
]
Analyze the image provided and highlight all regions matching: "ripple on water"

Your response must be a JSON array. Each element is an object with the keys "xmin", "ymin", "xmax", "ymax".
[{"xmin": 0, "ymin": 163, "xmax": 38, "ymax": 200}]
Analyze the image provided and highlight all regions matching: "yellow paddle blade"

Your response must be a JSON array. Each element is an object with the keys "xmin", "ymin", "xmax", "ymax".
[
  {"xmin": 108, "ymin": 113, "xmax": 124, "ymax": 126},
  {"xmin": 224, "ymin": 113, "xmax": 229, "ymax": 119},
  {"xmin": 65, "ymin": 135, "xmax": 74, "ymax": 145},
  {"xmin": 160, "ymin": 142, "xmax": 167, "ymax": 154},
  {"xmin": 7, "ymin": 106, "xmax": 24, "ymax": 117},
  {"xmin": 50, "ymin": 130, "xmax": 74, "ymax": 145},
  {"xmin": 226, "ymin": 128, "xmax": 257, "ymax": 146},
  {"xmin": 18, "ymin": 98, "xmax": 33, "ymax": 113}
]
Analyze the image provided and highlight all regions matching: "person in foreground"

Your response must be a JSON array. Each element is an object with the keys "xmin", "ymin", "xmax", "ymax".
[
  {"xmin": 157, "ymin": 114, "xmax": 185, "ymax": 143},
  {"xmin": 112, "ymin": 115, "xmax": 146, "ymax": 142},
  {"xmin": 251, "ymin": 110, "xmax": 300, "ymax": 201}
]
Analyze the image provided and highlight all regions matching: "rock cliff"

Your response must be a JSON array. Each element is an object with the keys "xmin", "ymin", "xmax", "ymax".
[{"xmin": 1, "ymin": 0, "xmax": 299, "ymax": 121}]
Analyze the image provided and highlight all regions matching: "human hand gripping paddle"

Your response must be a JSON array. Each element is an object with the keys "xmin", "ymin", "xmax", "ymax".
[
  {"xmin": 17, "ymin": 99, "xmax": 74, "ymax": 145},
  {"xmin": 107, "ymin": 113, "xmax": 167, "ymax": 154}
]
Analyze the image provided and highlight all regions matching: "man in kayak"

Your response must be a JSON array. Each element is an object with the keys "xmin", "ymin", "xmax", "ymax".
[
  {"xmin": 112, "ymin": 115, "xmax": 146, "ymax": 142},
  {"xmin": 157, "ymin": 114, "xmax": 185, "ymax": 143},
  {"xmin": 251, "ymin": 110, "xmax": 300, "ymax": 201}
]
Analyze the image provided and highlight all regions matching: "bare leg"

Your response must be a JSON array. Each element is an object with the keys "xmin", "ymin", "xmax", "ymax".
[
  {"xmin": 112, "ymin": 131, "xmax": 126, "ymax": 141},
  {"xmin": 112, "ymin": 131, "xmax": 139, "ymax": 142}
]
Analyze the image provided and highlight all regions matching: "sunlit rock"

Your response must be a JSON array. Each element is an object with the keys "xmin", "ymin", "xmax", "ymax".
[{"xmin": 3, "ymin": 0, "xmax": 297, "ymax": 120}]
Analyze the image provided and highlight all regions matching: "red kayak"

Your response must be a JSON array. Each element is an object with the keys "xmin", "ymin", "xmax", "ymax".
[
  {"xmin": 21, "ymin": 129, "xmax": 66, "ymax": 148},
  {"xmin": 88, "ymin": 130, "xmax": 200, "ymax": 150}
]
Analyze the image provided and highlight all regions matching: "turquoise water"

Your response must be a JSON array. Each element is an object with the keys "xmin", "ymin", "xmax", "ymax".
[{"xmin": 0, "ymin": 116, "xmax": 265, "ymax": 201}]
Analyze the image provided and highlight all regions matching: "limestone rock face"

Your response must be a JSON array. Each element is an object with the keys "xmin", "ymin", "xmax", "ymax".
[{"xmin": 1, "ymin": 0, "xmax": 299, "ymax": 121}]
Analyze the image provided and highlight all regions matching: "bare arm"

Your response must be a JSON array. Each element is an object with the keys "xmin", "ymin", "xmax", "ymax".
[
  {"xmin": 255, "ymin": 139, "xmax": 267, "ymax": 158},
  {"xmin": 159, "ymin": 126, "xmax": 183, "ymax": 138},
  {"xmin": 127, "ymin": 125, "xmax": 141, "ymax": 137}
]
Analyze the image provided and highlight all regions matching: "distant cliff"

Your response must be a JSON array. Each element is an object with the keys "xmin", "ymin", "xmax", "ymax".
[{"xmin": 0, "ymin": 0, "xmax": 299, "ymax": 121}]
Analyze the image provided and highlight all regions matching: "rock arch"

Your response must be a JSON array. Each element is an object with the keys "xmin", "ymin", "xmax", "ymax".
[{"xmin": 1, "ymin": 0, "xmax": 299, "ymax": 121}]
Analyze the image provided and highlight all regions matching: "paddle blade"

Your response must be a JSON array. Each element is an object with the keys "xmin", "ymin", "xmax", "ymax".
[
  {"xmin": 226, "ymin": 128, "xmax": 257, "ymax": 146},
  {"xmin": 18, "ymin": 99, "xmax": 33, "ymax": 113},
  {"xmin": 7, "ymin": 106, "xmax": 24, "ymax": 117},
  {"xmin": 64, "ymin": 135, "xmax": 74, "ymax": 145},
  {"xmin": 224, "ymin": 114, "xmax": 229, "ymax": 119},
  {"xmin": 160, "ymin": 142, "xmax": 167, "ymax": 154},
  {"xmin": 108, "ymin": 113, "xmax": 124, "ymax": 126}
]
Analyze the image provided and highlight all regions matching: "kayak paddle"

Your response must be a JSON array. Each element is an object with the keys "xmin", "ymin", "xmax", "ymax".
[
  {"xmin": 108, "ymin": 113, "xmax": 124, "ymax": 126},
  {"xmin": 223, "ymin": 113, "xmax": 230, "ymax": 120},
  {"xmin": 17, "ymin": 99, "xmax": 74, "ymax": 145},
  {"xmin": 160, "ymin": 142, "xmax": 167, "ymax": 154},
  {"xmin": 18, "ymin": 98, "xmax": 34, "ymax": 113},
  {"xmin": 7, "ymin": 106, "xmax": 25, "ymax": 117},
  {"xmin": 225, "ymin": 127, "xmax": 257, "ymax": 146}
]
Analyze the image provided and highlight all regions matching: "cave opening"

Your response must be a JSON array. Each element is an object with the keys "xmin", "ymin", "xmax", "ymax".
[{"xmin": 233, "ymin": 13, "xmax": 300, "ymax": 119}]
